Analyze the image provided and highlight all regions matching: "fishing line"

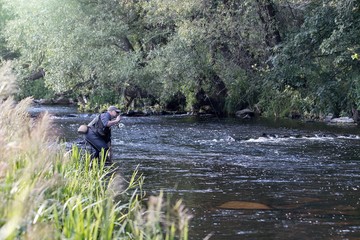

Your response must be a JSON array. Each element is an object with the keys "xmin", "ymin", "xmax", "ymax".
[{"xmin": 113, "ymin": 118, "xmax": 129, "ymax": 158}]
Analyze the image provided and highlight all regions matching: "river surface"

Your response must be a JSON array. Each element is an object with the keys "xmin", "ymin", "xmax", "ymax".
[{"xmin": 30, "ymin": 105, "xmax": 360, "ymax": 240}]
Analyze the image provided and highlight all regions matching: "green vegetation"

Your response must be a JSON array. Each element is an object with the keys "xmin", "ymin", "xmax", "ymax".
[
  {"xmin": 0, "ymin": 0, "xmax": 359, "ymax": 118},
  {"xmin": 0, "ymin": 63, "xmax": 190, "ymax": 239}
]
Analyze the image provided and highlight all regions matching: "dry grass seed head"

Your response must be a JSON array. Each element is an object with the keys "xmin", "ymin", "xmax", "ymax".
[{"xmin": 0, "ymin": 61, "xmax": 17, "ymax": 100}]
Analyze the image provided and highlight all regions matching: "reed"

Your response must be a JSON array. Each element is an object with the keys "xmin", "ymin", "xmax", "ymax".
[{"xmin": 0, "ymin": 61, "xmax": 191, "ymax": 239}]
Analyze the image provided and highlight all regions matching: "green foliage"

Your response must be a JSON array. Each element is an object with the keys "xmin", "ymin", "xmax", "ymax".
[
  {"xmin": 259, "ymin": 85, "xmax": 314, "ymax": 118},
  {"xmin": 82, "ymin": 87, "xmax": 121, "ymax": 113},
  {"xmin": 219, "ymin": 65, "xmax": 258, "ymax": 113},
  {"xmin": 3, "ymin": 0, "xmax": 138, "ymax": 99},
  {"xmin": 267, "ymin": 0, "xmax": 360, "ymax": 118},
  {"xmin": 0, "ymin": 0, "xmax": 15, "ymax": 60},
  {"xmin": 142, "ymin": 0, "xmax": 268, "ymax": 114},
  {"xmin": 2, "ymin": 0, "xmax": 360, "ymax": 118},
  {"xmin": 16, "ymin": 78, "xmax": 54, "ymax": 100}
]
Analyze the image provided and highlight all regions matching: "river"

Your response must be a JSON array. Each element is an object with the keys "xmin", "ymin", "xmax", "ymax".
[{"xmin": 30, "ymin": 105, "xmax": 360, "ymax": 239}]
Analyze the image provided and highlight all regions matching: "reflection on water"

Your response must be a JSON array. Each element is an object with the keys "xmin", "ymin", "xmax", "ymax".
[{"xmin": 30, "ymin": 105, "xmax": 360, "ymax": 239}]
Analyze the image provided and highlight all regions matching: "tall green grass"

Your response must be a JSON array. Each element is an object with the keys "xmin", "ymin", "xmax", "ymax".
[{"xmin": 0, "ymin": 61, "xmax": 191, "ymax": 239}]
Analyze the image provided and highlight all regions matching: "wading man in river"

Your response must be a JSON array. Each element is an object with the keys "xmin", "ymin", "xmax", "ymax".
[{"xmin": 85, "ymin": 106, "xmax": 121, "ymax": 163}]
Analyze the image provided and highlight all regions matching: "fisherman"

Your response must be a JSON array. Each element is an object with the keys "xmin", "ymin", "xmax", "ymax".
[{"xmin": 85, "ymin": 106, "xmax": 121, "ymax": 162}]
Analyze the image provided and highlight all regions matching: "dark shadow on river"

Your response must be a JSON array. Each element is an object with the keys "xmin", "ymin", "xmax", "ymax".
[{"xmin": 30, "ymin": 105, "xmax": 360, "ymax": 240}]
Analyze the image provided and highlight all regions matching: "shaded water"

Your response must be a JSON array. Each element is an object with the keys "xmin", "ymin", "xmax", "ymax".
[{"xmin": 31, "ymin": 105, "xmax": 360, "ymax": 239}]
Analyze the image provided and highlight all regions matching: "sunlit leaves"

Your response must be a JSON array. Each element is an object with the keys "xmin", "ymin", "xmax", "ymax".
[
  {"xmin": 2, "ymin": 0, "xmax": 359, "ymax": 116},
  {"xmin": 3, "ymin": 0, "xmax": 136, "ymax": 97},
  {"xmin": 269, "ymin": 0, "xmax": 360, "ymax": 117}
]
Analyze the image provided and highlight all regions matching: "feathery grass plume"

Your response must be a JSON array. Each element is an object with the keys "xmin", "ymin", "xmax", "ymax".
[
  {"xmin": 0, "ymin": 65, "xmax": 58, "ymax": 238},
  {"xmin": 0, "ymin": 96, "xmax": 58, "ymax": 239},
  {"xmin": 0, "ymin": 61, "xmax": 17, "ymax": 101},
  {"xmin": 125, "ymin": 191, "xmax": 192, "ymax": 240}
]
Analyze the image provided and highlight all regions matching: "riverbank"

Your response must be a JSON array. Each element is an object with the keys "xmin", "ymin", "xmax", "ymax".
[{"xmin": 32, "ymin": 95, "xmax": 360, "ymax": 127}]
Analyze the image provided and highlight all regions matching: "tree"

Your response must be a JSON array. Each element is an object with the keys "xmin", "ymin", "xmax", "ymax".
[
  {"xmin": 267, "ymin": 0, "xmax": 360, "ymax": 118},
  {"xmin": 142, "ymin": 0, "xmax": 272, "ymax": 115},
  {"xmin": 3, "ymin": 0, "xmax": 359, "ymax": 119},
  {"xmin": 3, "ymin": 0, "xmax": 141, "ymax": 108},
  {"xmin": 0, "ymin": 0, "xmax": 16, "ymax": 60}
]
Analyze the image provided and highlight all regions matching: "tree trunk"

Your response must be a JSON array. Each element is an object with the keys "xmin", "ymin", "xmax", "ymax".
[{"xmin": 256, "ymin": 0, "xmax": 282, "ymax": 47}]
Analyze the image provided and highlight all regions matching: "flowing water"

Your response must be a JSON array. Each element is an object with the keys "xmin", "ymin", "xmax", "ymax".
[{"xmin": 30, "ymin": 105, "xmax": 360, "ymax": 239}]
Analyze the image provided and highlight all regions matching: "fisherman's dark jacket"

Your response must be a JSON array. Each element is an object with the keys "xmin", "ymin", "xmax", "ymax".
[{"xmin": 89, "ymin": 113, "xmax": 111, "ymax": 143}]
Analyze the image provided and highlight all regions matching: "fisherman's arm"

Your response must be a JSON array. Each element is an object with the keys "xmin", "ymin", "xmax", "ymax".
[{"xmin": 106, "ymin": 115, "xmax": 121, "ymax": 127}]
